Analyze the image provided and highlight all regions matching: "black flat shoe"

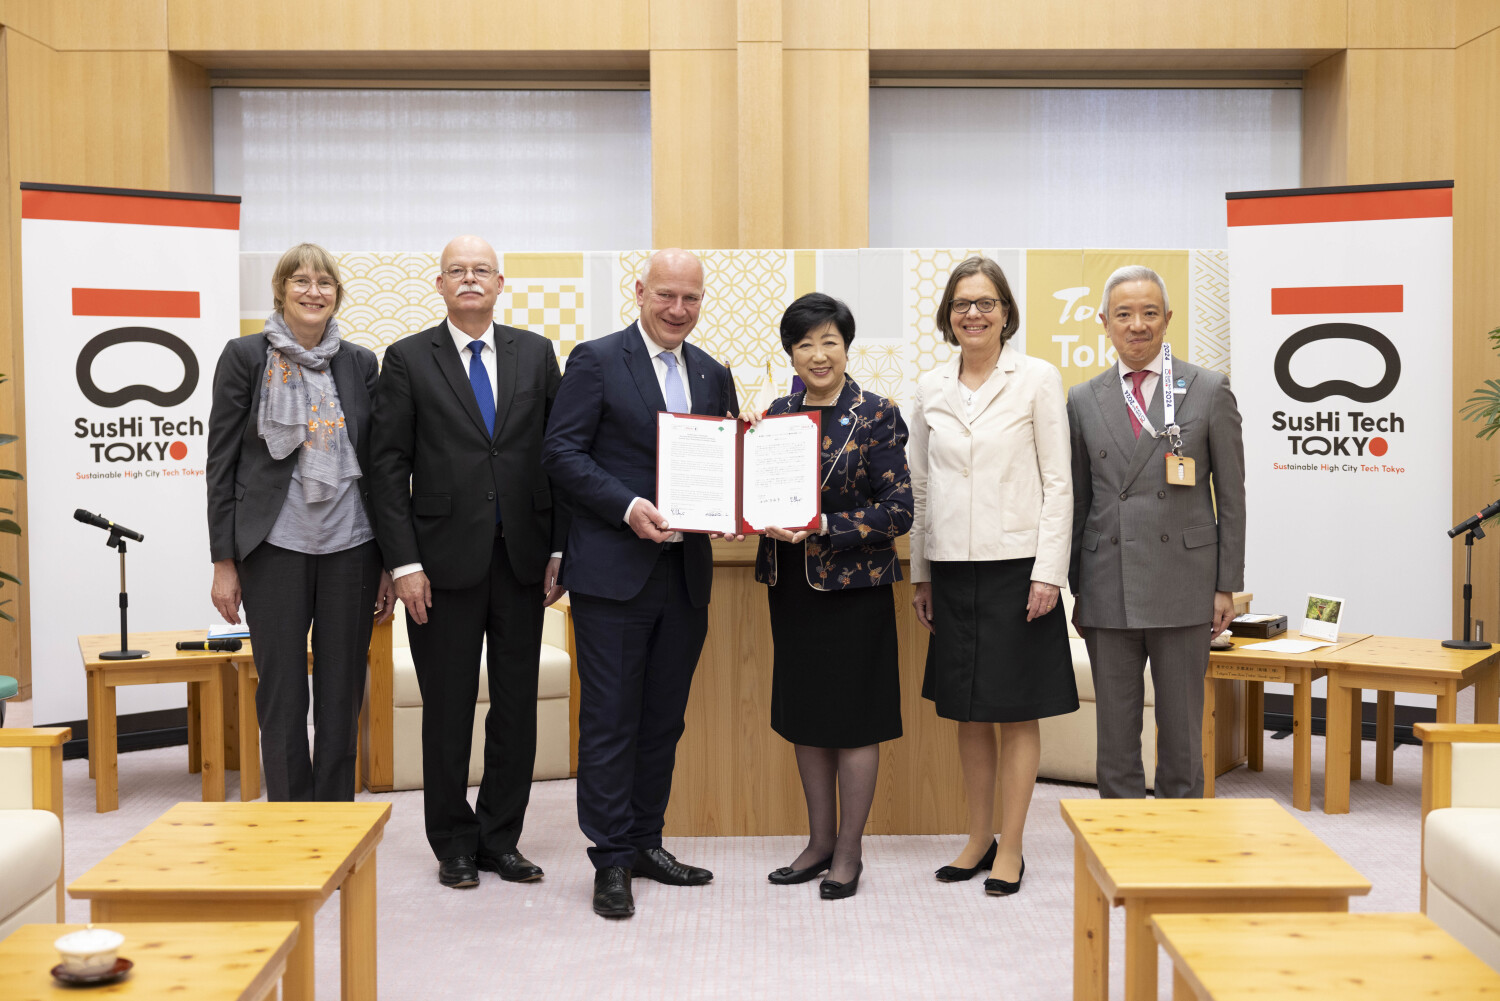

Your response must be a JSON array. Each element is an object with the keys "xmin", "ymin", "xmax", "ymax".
[
  {"xmin": 438, "ymin": 855, "xmax": 479, "ymax": 889},
  {"xmin": 820, "ymin": 862, "xmax": 862, "ymax": 900},
  {"xmin": 768, "ymin": 856, "xmax": 833, "ymax": 885},
  {"xmin": 593, "ymin": 866, "xmax": 635, "ymax": 918},
  {"xmin": 984, "ymin": 858, "xmax": 1025, "ymax": 896},
  {"xmin": 935, "ymin": 840, "xmax": 998, "ymax": 882},
  {"xmin": 477, "ymin": 852, "xmax": 544, "ymax": 882}
]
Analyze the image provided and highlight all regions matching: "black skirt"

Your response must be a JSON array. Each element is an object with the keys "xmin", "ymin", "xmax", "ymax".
[
  {"xmin": 767, "ymin": 540, "xmax": 903, "ymax": 748},
  {"xmin": 921, "ymin": 558, "xmax": 1079, "ymax": 723}
]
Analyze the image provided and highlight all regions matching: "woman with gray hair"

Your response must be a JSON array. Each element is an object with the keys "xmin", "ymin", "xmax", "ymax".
[
  {"xmin": 909, "ymin": 255, "xmax": 1077, "ymax": 896},
  {"xmin": 206, "ymin": 242, "xmax": 395, "ymax": 802}
]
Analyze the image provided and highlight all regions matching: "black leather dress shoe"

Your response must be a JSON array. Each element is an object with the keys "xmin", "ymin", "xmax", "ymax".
[
  {"xmin": 935, "ymin": 839, "xmax": 998, "ymax": 882},
  {"xmin": 819, "ymin": 861, "xmax": 862, "ymax": 900},
  {"xmin": 633, "ymin": 846, "xmax": 713, "ymax": 886},
  {"xmin": 438, "ymin": 855, "xmax": 479, "ymax": 888},
  {"xmin": 768, "ymin": 856, "xmax": 832, "ymax": 885},
  {"xmin": 984, "ymin": 858, "xmax": 1025, "ymax": 896},
  {"xmin": 478, "ymin": 852, "xmax": 544, "ymax": 882},
  {"xmin": 593, "ymin": 866, "xmax": 635, "ymax": 918}
]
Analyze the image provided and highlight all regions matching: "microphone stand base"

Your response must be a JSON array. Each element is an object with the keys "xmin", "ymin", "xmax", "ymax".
[
  {"xmin": 1441, "ymin": 639, "xmax": 1492, "ymax": 650},
  {"xmin": 99, "ymin": 649, "xmax": 150, "ymax": 660}
]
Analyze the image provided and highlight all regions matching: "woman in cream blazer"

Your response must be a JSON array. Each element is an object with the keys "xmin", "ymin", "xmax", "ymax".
[{"xmin": 909, "ymin": 255, "xmax": 1078, "ymax": 897}]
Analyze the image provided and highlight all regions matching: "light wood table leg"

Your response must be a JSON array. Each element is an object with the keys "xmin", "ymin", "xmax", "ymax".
[
  {"xmin": 282, "ymin": 901, "xmax": 319, "ymax": 1001},
  {"xmin": 1324, "ymin": 680, "xmax": 1351, "ymax": 814},
  {"xmin": 1123, "ymin": 900, "xmax": 1158, "ymax": 1001},
  {"xmin": 95, "ymin": 679, "xmax": 118, "ymax": 813},
  {"xmin": 86, "ymin": 671, "xmax": 98, "ymax": 779},
  {"xmin": 1436, "ymin": 680, "xmax": 1458, "ymax": 725},
  {"xmin": 341, "ymin": 850, "xmax": 378, "ymax": 1000},
  {"xmin": 1247, "ymin": 680, "xmax": 1264, "ymax": 772},
  {"xmin": 1347, "ymin": 687, "xmax": 1362, "ymax": 781},
  {"xmin": 222, "ymin": 663, "xmax": 241, "ymax": 771},
  {"xmin": 1201, "ymin": 674, "xmax": 1215, "ymax": 798},
  {"xmin": 1292, "ymin": 673, "xmax": 1312, "ymax": 811},
  {"xmin": 1173, "ymin": 968, "xmax": 1196, "ymax": 1001},
  {"xmin": 187, "ymin": 681, "xmax": 202, "ymax": 774},
  {"xmin": 1474, "ymin": 663, "xmax": 1499, "ymax": 724},
  {"xmin": 1074, "ymin": 842, "xmax": 1108, "ymax": 1001},
  {"xmin": 199, "ymin": 673, "xmax": 226, "ymax": 802},
  {"xmin": 240, "ymin": 665, "xmax": 262, "ymax": 801},
  {"xmin": 1376, "ymin": 690, "xmax": 1395, "ymax": 785}
]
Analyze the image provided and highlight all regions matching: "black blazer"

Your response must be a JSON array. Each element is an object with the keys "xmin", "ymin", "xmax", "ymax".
[
  {"xmin": 370, "ymin": 320, "xmax": 562, "ymax": 590},
  {"xmin": 206, "ymin": 332, "xmax": 380, "ymax": 563},
  {"xmin": 542, "ymin": 322, "xmax": 738, "ymax": 606}
]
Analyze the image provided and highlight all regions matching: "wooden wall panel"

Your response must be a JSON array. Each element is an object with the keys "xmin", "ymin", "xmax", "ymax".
[
  {"xmin": 868, "ymin": 0, "xmax": 1347, "ymax": 52},
  {"xmin": 0, "ymin": 0, "xmax": 166, "ymax": 51},
  {"xmin": 1457, "ymin": 0, "xmax": 1500, "ymax": 44},
  {"xmin": 737, "ymin": 0, "xmax": 779, "ymax": 43},
  {"xmin": 0, "ymin": 29, "xmax": 17, "ymax": 694},
  {"xmin": 1453, "ymin": 29, "xmax": 1500, "ymax": 640},
  {"xmin": 168, "ymin": 55, "xmax": 213, "ymax": 194},
  {"xmin": 784, "ymin": 0, "xmax": 867, "ymax": 50},
  {"xmin": 168, "ymin": 0, "xmax": 648, "ymax": 53},
  {"xmin": 1349, "ymin": 0, "xmax": 1455, "ymax": 49},
  {"xmin": 651, "ymin": 0, "xmax": 735, "ymax": 50},
  {"xmin": 651, "ymin": 49, "xmax": 738, "ymax": 249},
  {"xmin": 1302, "ymin": 52, "xmax": 1349, "ymax": 186},
  {"xmin": 1343, "ymin": 48, "xmax": 1455, "ymax": 184},
  {"xmin": 737, "ymin": 40, "xmax": 782, "ymax": 248},
  {"xmin": 783, "ymin": 49, "xmax": 868, "ymax": 249}
]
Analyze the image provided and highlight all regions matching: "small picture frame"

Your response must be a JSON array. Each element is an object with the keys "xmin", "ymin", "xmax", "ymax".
[{"xmin": 1302, "ymin": 593, "xmax": 1345, "ymax": 642}]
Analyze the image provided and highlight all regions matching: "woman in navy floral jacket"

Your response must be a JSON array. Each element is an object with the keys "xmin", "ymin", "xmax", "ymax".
[{"xmin": 749, "ymin": 292, "xmax": 913, "ymax": 900}]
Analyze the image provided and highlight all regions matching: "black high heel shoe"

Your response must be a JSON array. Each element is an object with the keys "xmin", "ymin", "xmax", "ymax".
[
  {"xmin": 768, "ymin": 856, "xmax": 832, "ymax": 885},
  {"xmin": 934, "ymin": 840, "xmax": 998, "ymax": 882},
  {"xmin": 819, "ymin": 861, "xmax": 862, "ymax": 899},
  {"xmin": 984, "ymin": 857, "xmax": 1025, "ymax": 896}
]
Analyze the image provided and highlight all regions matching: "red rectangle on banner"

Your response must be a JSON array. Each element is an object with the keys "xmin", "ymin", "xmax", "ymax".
[
  {"xmin": 21, "ymin": 189, "xmax": 240, "ymax": 230},
  {"xmin": 1227, "ymin": 187, "xmax": 1451, "ymax": 227},
  {"xmin": 1270, "ymin": 285, "xmax": 1403, "ymax": 315},
  {"xmin": 71, "ymin": 288, "xmax": 201, "ymax": 318}
]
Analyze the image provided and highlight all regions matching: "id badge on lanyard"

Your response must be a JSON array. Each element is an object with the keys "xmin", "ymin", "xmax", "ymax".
[{"xmin": 1120, "ymin": 344, "xmax": 1195, "ymax": 486}]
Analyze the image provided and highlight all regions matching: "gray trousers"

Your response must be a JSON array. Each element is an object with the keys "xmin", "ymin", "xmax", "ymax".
[{"xmin": 1082, "ymin": 624, "xmax": 1211, "ymax": 799}]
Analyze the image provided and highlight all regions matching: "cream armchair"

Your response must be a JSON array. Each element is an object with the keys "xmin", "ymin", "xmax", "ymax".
[
  {"xmin": 0, "ymin": 727, "xmax": 69, "ymax": 939},
  {"xmin": 1416, "ymin": 722, "xmax": 1500, "ymax": 972},
  {"xmin": 360, "ymin": 603, "xmax": 576, "ymax": 793}
]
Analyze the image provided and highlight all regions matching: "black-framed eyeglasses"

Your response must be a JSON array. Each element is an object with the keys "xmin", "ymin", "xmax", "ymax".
[{"xmin": 949, "ymin": 298, "xmax": 1003, "ymax": 314}]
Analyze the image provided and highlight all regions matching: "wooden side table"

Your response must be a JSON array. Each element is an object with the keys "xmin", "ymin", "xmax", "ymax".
[
  {"xmin": 1152, "ymin": 912, "xmax": 1500, "ymax": 999},
  {"xmin": 1316, "ymin": 636, "xmax": 1500, "ymax": 813},
  {"xmin": 0, "ymin": 921, "xmax": 299, "ymax": 1001},
  {"xmin": 69, "ymin": 802, "xmax": 390, "ymax": 1001},
  {"xmin": 1061, "ymin": 798, "xmax": 1371, "ymax": 1001},
  {"xmin": 1204, "ymin": 632, "xmax": 1370, "ymax": 810}
]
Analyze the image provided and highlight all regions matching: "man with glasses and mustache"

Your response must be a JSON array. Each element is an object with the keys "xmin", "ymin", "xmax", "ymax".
[{"xmin": 372, "ymin": 235, "xmax": 565, "ymax": 890}]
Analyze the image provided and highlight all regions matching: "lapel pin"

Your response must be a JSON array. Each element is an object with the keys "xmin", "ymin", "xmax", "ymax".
[{"xmin": 1176, "ymin": 377, "xmax": 1186, "ymax": 388}]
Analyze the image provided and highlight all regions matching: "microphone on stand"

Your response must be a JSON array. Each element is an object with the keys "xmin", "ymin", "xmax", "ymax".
[
  {"xmin": 1449, "ymin": 497, "xmax": 1500, "ymax": 538},
  {"xmin": 74, "ymin": 509, "xmax": 145, "ymax": 542}
]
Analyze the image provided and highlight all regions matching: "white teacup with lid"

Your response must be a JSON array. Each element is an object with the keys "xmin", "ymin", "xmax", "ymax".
[{"xmin": 54, "ymin": 926, "xmax": 125, "ymax": 975}]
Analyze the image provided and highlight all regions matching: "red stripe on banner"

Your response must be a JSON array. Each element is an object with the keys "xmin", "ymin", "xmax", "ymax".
[
  {"xmin": 1227, "ymin": 187, "xmax": 1452, "ymax": 226},
  {"xmin": 21, "ymin": 189, "xmax": 240, "ymax": 230},
  {"xmin": 72, "ymin": 288, "xmax": 201, "ymax": 318},
  {"xmin": 1270, "ymin": 285, "xmax": 1404, "ymax": 315}
]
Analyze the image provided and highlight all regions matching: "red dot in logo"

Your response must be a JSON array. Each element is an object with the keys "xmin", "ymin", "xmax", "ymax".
[
  {"xmin": 1368, "ymin": 437, "xmax": 1388, "ymax": 457},
  {"xmin": 169, "ymin": 440, "xmax": 188, "ymax": 460}
]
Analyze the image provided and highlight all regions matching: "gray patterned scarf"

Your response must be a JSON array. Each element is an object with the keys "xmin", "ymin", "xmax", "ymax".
[{"xmin": 258, "ymin": 312, "xmax": 361, "ymax": 502}]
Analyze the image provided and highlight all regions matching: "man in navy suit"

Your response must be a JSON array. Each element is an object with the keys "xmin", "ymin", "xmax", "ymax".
[{"xmin": 543, "ymin": 248, "xmax": 739, "ymax": 918}]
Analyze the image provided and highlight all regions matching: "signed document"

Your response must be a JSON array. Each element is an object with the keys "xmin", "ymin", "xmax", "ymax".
[{"xmin": 656, "ymin": 411, "xmax": 821, "ymax": 535}]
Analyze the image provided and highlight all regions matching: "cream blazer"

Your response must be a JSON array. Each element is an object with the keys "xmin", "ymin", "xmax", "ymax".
[{"xmin": 909, "ymin": 341, "xmax": 1072, "ymax": 587}]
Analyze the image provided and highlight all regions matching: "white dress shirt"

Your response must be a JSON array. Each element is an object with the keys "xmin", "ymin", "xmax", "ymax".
[{"xmin": 1116, "ymin": 344, "xmax": 1166, "ymax": 414}]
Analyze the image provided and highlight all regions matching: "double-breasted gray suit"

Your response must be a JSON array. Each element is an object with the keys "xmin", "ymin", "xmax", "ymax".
[{"xmin": 1067, "ymin": 350, "xmax": 1245, "ymax": 798}]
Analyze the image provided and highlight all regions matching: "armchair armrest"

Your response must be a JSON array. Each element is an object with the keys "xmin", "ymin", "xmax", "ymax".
[
  {"xmin": 0, "ymin": 727, "xmax": 71, "ymax": 823},
  {"xmin": 1414, "ymin": 722, "xmax": 1500, "ymax": 911}
]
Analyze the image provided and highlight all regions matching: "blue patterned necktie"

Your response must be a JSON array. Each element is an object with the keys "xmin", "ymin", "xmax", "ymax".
[
  {"xmin": 659, "ymin": 350, "xmax": 689, "ymax": 412},
  {"xmin": 468, "ymin": 340, "xmax": 496, "ymax": 436}
]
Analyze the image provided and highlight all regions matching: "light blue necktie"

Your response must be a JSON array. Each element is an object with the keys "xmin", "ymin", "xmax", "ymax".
[
  {"xmin": 467, "ymin": 341, "xmax": 496, "ymax": 436},
  {"xmin": 659, "ymin": 350, "xmax": 689, "ymax": 412}
]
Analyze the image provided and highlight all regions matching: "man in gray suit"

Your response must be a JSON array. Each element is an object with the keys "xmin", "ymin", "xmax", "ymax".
[{"xmin": 1066, "ymin": 265, "xmax": 1245, "ymax": 799}]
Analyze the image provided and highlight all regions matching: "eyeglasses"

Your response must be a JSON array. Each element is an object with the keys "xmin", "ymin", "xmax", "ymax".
[
  {"xmin": 443, "ymin": 266, "xmax": 497, "ymax": 281},
  {"xmin": 949, "ymin": 298, "xmax": 1003, "ymax": 314},
  {"xmin": 285, "ymin": 276, "xmax": 338, "ymax": 294}
]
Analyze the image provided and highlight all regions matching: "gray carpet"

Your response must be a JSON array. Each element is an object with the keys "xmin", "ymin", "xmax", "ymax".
[{"xmin": 12, "ymin": 691, "xmax": 1464, "ymax": 1000}]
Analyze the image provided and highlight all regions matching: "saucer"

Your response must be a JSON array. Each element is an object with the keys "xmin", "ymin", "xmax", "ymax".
[{"xmin": 50, "ymin": 957, "xmax": 133, "ymax": 986}]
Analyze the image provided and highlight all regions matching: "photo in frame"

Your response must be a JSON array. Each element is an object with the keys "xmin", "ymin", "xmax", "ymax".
[{"xmin": 1302, "ymin": 593, "xmax": 1345, "ymax": 642}]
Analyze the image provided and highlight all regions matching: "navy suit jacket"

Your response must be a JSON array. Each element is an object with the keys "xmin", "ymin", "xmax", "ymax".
[{"xmin": 543, "ymin": 323, "xmax": 738, "ymax": 605}]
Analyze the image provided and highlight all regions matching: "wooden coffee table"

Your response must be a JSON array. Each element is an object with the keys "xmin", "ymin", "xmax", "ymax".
[
  {"xmin": 69, "ymin": 802, "xmax": 390, "ymax": 1001},
  {"xmin": 1317, "ymin": 635, "xmax": 1500, "ymax": 813},
  {"xmin": 1205, "ymin": 632, "xmax": 1370, "ymax": 810},
  {"xmin": 1061, "ymin": 798, "xmax": 1371, "ymax": 1001},
  {"xmin": 0, "ymin": 921, "xmax": 299, "ymax": 1000},
  {"xmin": 1152, "ymin": 912, "xmax": 1500, "ymax": 999}
]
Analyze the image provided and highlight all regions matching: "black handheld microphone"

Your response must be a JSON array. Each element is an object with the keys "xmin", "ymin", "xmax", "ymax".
[
  {"xmin": 1449, "ymin": 497, "xmax": 1500, "ymax": 538},
  {"xmin": 74, "ymin": 509, "xmax": 145, "ymax": 542},
  {"xmin": 176, "ymin": 638, "xmax": 244, "ymax": 653}
]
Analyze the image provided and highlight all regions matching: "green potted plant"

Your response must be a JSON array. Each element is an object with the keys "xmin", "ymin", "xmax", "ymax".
[{"xmin": 1460, "ymin": 327, "xmax": 1500, "ymax": 447}]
